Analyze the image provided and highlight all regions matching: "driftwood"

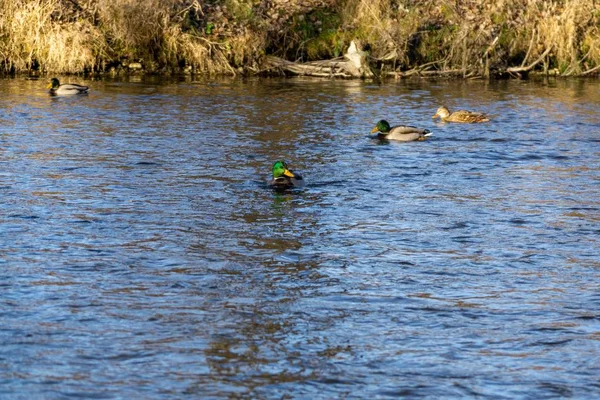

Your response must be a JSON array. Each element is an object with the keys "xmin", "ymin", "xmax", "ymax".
[
  {"xmin": 260, "ymin": 40, "xmax": 569, "ymax": 79},
  {"xmin": 580, "ymin": 64, "xmax": 600, "ymax": 76},
  {"xmin": 507, "ymin": 46, "xmax": 553, "ymax": 75},
  {"xmin": 379, "ymin": 57, "xmax": 468, "ymax": 79},
  {"xmin": 381, "ymin": 68, "xmax": 468, "ymax": 79},
  {"xmin": 260, "ymin": 40, "xmax": 374, "ymax": 78}
]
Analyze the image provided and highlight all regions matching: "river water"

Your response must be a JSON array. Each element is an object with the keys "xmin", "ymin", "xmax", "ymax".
[{"xmin": 1, "ymin": 76, "xmax": 599, "ymax": 398}]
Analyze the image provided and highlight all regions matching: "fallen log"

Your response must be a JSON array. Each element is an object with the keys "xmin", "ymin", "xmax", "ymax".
[
  {"xmin": 580, "ymin": 64, "xmax": 600, "ymax": 76},
  {"xmin": 507, "ymin": 46, "xmax": 553, "ymax": 76},
  {"xmin": 380, "ymin": 64, "xmax": 467, "ymax": 79},
  {"xmin": 260, "ymin": 40, "xmax": 374, "ymax": 78}
]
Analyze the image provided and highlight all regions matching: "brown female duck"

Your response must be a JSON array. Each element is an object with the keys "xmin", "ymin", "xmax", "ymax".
[{"xmin": 432, "ymin": 106, "xmax": 489, "ymax": 123}]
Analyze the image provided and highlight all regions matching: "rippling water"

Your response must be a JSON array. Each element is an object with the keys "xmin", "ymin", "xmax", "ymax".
[{"xmin": 1, "ymin": 76, "xmax": 599, "ymax": 398}]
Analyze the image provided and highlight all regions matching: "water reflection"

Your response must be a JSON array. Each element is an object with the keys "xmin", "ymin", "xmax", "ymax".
[{"xmin": 0, "ymin": 76, "xmax": 599, "ymax": 398}]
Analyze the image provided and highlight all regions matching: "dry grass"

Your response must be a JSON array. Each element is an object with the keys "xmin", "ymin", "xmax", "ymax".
[
  {"xmin": 0, "ymin": 0, "xmax": 98, "ymax": 73},
  {"xmin": 0, "ymin": 0, "xmax": 599, "ymax": 76},
  {"xmin": 0, "ymin": 0, "xmax": 249, "ymax": 74},
  {"xmin": 341, "ymin": 0, "xmax": 600, "ymax": 77}
]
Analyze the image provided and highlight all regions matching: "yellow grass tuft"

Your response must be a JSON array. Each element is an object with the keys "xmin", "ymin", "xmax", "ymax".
[
  {"xmin": 0, "ymin": 0, "xmax": 599, "ymax": 76},
  {"xmin": 339, "ymin": 0, "xmax": 600, "ymax": 77}
]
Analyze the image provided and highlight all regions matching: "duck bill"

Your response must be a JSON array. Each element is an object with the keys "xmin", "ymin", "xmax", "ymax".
[
  {"xmin": 370, "ymin": 126, "xmax": 379, "ymax": 133},
  {"xmin": 47, "ymin": 83, "xmax": 52, "ymax": 89},
  {"xmin": 432, "ymin": 113, "xmax": 439, "ymax": 119},
  {"xmin": 283, "ymin": 169, "xmax": 295, "ymax": 178}
]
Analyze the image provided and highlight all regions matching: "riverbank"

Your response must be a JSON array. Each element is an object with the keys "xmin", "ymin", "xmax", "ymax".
[{"xmin": 2, "ymin": 0, "xmax": 599, "ymax": 78}]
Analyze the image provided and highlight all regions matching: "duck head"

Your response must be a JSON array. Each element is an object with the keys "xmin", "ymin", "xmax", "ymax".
[
  {"xmin": 272, "ymin": 160, "xmax": 296, "ymax": 179},
  {"xmin": 371, "ymin": 120, "xmax": 391, "ymax": 134},
  {"xmin": 432, "ymin": 106, "xmax": 450, "ymax": 120},
  {"xmin": 47, "ymin": 78, "xmax": 60, "ymax": 89}
]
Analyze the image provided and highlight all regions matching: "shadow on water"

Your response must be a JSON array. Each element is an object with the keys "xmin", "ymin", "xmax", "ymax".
[{"xmin": 0, "ymin": 76, "xmax": 599, "ymax": 398}]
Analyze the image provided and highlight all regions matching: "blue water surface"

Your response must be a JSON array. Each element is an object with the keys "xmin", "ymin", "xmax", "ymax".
[{"xmin": 1, "ymin": 76, "xmax": 599, "ymax": 398}]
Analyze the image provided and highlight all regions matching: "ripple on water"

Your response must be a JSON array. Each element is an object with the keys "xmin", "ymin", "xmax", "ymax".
[{"xmin": 0, "ymin": 77, "xmax": 600, "ymax": 398}]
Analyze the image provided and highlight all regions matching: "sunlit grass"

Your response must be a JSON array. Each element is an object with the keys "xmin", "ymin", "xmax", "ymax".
[
  {"xmin": 340, "ymin": 0, "xmax": 600, "ymax": 76},
  {"xmin": 0, "ymin": 0, "xmax": 598, "ymax": 76}
]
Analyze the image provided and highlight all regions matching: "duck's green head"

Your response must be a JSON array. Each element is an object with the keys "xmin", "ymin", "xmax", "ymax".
[
  {"xmin": 272, "ymin": 160, "xmax": 296, "ymax": 179},
  {"xmin": 371, "ymin": 120, "xmax": 391, "ymax": 134},
  {"xmin": 47, "ymin": 78, "xmax": 60, "ymax": 89}
]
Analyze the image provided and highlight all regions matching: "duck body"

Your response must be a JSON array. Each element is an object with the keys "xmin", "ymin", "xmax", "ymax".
[
  {"xmin": 432, "ymin": 106, "xmax": 488, "ymax": 123},
  {"xmin": 47, "ymin": 78, "xmax": 89, "ymax": 95},
  {"xmin": 371, "ymin": 120, "xmax": 432, "ymax": 141},
  {"xmin": 269, "ymin": 160, "xmax": 304, "ymax": 189}
]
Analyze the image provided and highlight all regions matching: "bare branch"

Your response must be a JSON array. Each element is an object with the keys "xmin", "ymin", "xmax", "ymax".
[{"xmin": 507, "ymin": 45, "xmax": 553, "ymax": 73}]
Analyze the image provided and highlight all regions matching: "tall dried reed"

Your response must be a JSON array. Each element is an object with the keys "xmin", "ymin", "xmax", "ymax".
[
  {"xmin": 0, "ymin": 0, "xmax": 254, "ymax": 74},
  {"xmin": 341, "ymin": 0, "xmax": 600, "ymax": 76},
  {"xmin": 0, "ymin": 0, "xmax": 599, "ymax": 76},
  {"xmin": 0, "ymin": 0, "xmax": 102, "ymax": 73}
]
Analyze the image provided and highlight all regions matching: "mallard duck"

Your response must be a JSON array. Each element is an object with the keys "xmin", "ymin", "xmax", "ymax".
[
  {"xmin": 370, "ymin": 120, "xmax": 432, "ymax": 141},
  {"xmin": 47, "ymin": 77, "xmax": 89, "ymax": 95},
  {"xmin": 269, "ymin": 160, "xmax": 304, "ymax": 189},
  {"xmin": 432, "ymin": 106, "xmax": 489, "ymax": 123}
]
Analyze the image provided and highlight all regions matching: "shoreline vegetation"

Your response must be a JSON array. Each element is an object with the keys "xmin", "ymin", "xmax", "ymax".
[{"xmin": 2, "ymin": 0, "xmax": 600, "ymax": 79}]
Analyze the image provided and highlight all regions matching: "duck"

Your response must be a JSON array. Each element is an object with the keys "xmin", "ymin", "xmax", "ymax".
[
  {"xmin": 269, "ymin": 160, "xmax": 304, "ymax": 189},
  {"xmin": 370, "ymin": 120, "xmax": 432, "ymax": 141},
  {"xmin": 432, "ymin": 106, "xmax": 489, "ymax": 123},
  {"xmin": 47, "ymin": 77, "xmax": 89, "ymax": 95}
]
